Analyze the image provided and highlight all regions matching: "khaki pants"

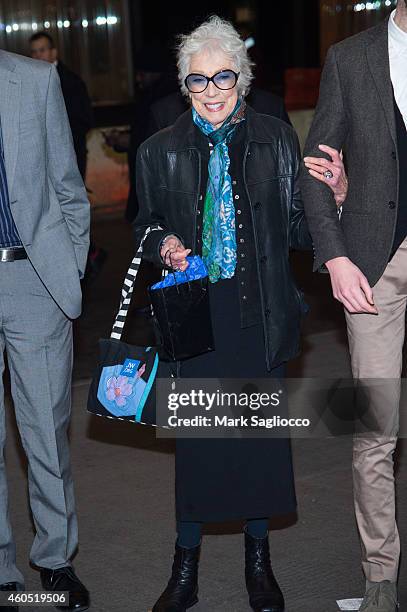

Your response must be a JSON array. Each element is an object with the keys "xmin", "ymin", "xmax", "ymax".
[{"xmin": 344, "ymin": 239, "xmax": 407, "ymax": 582}]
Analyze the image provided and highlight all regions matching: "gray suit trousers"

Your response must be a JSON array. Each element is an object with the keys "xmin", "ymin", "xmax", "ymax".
[{"xmin": 0, "ymin": 259, "xmax": 77, "ymax": 587}]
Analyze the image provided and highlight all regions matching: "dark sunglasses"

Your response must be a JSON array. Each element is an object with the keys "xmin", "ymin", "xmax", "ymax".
[{"xmin": 184, "ymin": 69, "xmax": 240, "ymax": 93}]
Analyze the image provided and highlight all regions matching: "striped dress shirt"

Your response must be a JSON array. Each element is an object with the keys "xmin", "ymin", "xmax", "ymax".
[{"xmin": 0, "ymin": 116, "xmax": 22, "ymax": 247}]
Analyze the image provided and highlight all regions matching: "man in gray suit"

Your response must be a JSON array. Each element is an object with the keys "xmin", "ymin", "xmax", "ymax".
[
  {"xmin": 301, "ymin": 1, "xmax": 407, "ymax": 610},
  {"xmin": 0, "ymin": 49, "xmax": 90, "ymax": 611}
]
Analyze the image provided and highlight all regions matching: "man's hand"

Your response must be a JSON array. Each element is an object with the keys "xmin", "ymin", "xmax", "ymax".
[
  {"xmin": 160, "ymin": 235, "xmax": 191, "ymax": 272},
  {"xmin": 325, "ymin": 257, "xmax": 378, "ymax": 314},
  {"xmin": 304, "ymin": 144, "xmax": 348, "ymax": 207}
]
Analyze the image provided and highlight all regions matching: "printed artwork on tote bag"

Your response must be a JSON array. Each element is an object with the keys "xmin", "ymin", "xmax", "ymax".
[{"xmin": 97, "ymin": 359, "xmax": 148, "ymax": 418}]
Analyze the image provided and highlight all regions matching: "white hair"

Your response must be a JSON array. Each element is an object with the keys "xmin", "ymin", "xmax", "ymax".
[{"xmin": 177, "ymin": 15, "xmax": 254, "ymax": 98}]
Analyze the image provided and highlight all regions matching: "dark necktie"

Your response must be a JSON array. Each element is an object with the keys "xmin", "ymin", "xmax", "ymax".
[{"xmin": 0, "ymin": 116, "xmax": 22, "ymax": 247}]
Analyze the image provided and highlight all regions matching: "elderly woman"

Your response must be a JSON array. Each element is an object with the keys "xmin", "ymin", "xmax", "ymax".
[{"xmin": 134, "ymin": 16, "xmax": 346, "ymax": 612}]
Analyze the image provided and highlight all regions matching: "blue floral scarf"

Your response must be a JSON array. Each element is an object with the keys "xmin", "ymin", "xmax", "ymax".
[{"xmin": 192, "ymin": 98, "xmax": 246, "ymax": 283}]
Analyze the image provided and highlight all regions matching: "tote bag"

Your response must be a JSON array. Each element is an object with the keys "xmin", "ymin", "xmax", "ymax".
[{"xmin": 87, "ymin": 226, "xmax": 163, "ymax": 426}]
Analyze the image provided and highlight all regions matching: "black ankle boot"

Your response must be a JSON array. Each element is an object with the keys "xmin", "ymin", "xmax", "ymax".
[
  {"xmin": 152, "ymin": 542, "xmax": 200, "ymax": 612},
  {"xmin": 245, "ymin": 531, "xmax": 284, "ymax": 612}
]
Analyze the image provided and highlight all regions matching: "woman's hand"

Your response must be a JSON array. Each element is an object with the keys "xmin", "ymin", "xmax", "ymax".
[
  {"xmin": 160, "ymin": 235, "xmax": 191, "ymax": 272},
  {"xmin": 304, "ymin": 144, "xmax": 348, "ymax": 207}
]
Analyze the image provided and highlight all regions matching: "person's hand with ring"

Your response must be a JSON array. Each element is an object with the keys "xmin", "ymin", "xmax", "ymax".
[
  {"xmin": 304, "ymin": 144, "xmax": 348, "ymax": 207},
  {"xmin": 160, "ymin": 235, "xmax": 191, "ymax": 272}
]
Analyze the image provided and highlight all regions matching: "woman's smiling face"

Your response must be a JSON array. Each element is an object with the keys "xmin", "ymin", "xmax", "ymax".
[{"xmin": 188, "ymin": 46, "xmax": 239, "ymax": 129}]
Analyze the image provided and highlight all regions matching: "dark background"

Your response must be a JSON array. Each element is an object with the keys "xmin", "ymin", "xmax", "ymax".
[
  {"xmin": 130, "ymin": 0, "xmax": 321, "ymax": 96},
  {"xmin": 0, "ymin": 0, "xmax": 395, "ymax": 126}
]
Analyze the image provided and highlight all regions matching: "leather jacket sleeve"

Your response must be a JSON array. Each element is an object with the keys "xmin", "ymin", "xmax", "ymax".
[
  {"xmin": 290, "ymin": 133, "xmax": 313, "ymax": 251},
  {"xmin": 132, "ymin": 143, "xmax": 183, "ymax": 266}
]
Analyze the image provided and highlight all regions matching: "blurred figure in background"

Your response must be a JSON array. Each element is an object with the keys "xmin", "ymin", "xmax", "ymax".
[
  {"xmin": 125, "ymin": 43, "xmax": 180, "ymax": 223},
  {"xmin": 29, "ymin": 32, "xmax": 93, "ymax": 180},
  {"xmin": 237, "ymin": 22, "xmax": 270, "ymax": 91},
  {"xmin": 29, "ymin": 32, "xmax": 106, "ymax": 285}
]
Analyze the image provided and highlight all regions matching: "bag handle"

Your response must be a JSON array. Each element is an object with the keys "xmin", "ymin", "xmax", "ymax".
[{"xmin": 110, "ymin": 225, "xmax": 164, "ymax": 340}]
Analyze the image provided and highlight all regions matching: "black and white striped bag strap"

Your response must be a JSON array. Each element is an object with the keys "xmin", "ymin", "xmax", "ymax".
[{"xmin": 110, "ymin": 225, "xmax": 164, "ymax": 340}]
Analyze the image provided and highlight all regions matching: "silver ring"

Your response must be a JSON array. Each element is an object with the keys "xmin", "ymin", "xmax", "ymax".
[{"xmin": 323, "ymin": 170, "xmax": 334, "ymax": 179}]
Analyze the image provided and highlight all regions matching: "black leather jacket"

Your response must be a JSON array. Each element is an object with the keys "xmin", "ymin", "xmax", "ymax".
[{"xmin": 134, "ymin": 106, "xmax": 312, "ymax": 369}]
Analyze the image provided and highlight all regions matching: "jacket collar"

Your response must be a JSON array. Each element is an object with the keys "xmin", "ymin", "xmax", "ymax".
[
  {"xmin": 365, "ymin": 16, "xmax": 396, "ymax": 145},
  {"xmin": 168, "ymin": 104, "xmax": 275, "ymax": 152}
]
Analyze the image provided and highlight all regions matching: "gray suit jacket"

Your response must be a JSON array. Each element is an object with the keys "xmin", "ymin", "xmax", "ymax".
[
  {"xmin": 0, "ymin": 50, "xmax": 90, "ymax": 319},
  {"xmin": 300, "ymin": 18, "xmax": 399, "ymax": 287}
]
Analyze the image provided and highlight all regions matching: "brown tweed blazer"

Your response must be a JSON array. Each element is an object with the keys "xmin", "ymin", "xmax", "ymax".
[{"xmin": 300, "ymin": 17, "xmax": 399, "ymax": 286}]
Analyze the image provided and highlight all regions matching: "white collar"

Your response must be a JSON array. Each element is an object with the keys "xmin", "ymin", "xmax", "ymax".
[{"xmin": 389, "ymin": 9, "xmax": 407, "ymax": 46}]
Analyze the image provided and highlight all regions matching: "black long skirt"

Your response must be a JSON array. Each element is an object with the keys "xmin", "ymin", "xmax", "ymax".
[{"xmin": 175, "ymin": 277, "xmax": 296, "ymax": 523}]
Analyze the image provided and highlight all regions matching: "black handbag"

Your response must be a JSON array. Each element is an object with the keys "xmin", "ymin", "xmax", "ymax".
[
  {"xmin": 149, "ymin": 265, "xmax": 215, "ymax": 362},
  {"xmin": 87, "ymin": 226, "xmax": 164, "ymax": 426}
]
